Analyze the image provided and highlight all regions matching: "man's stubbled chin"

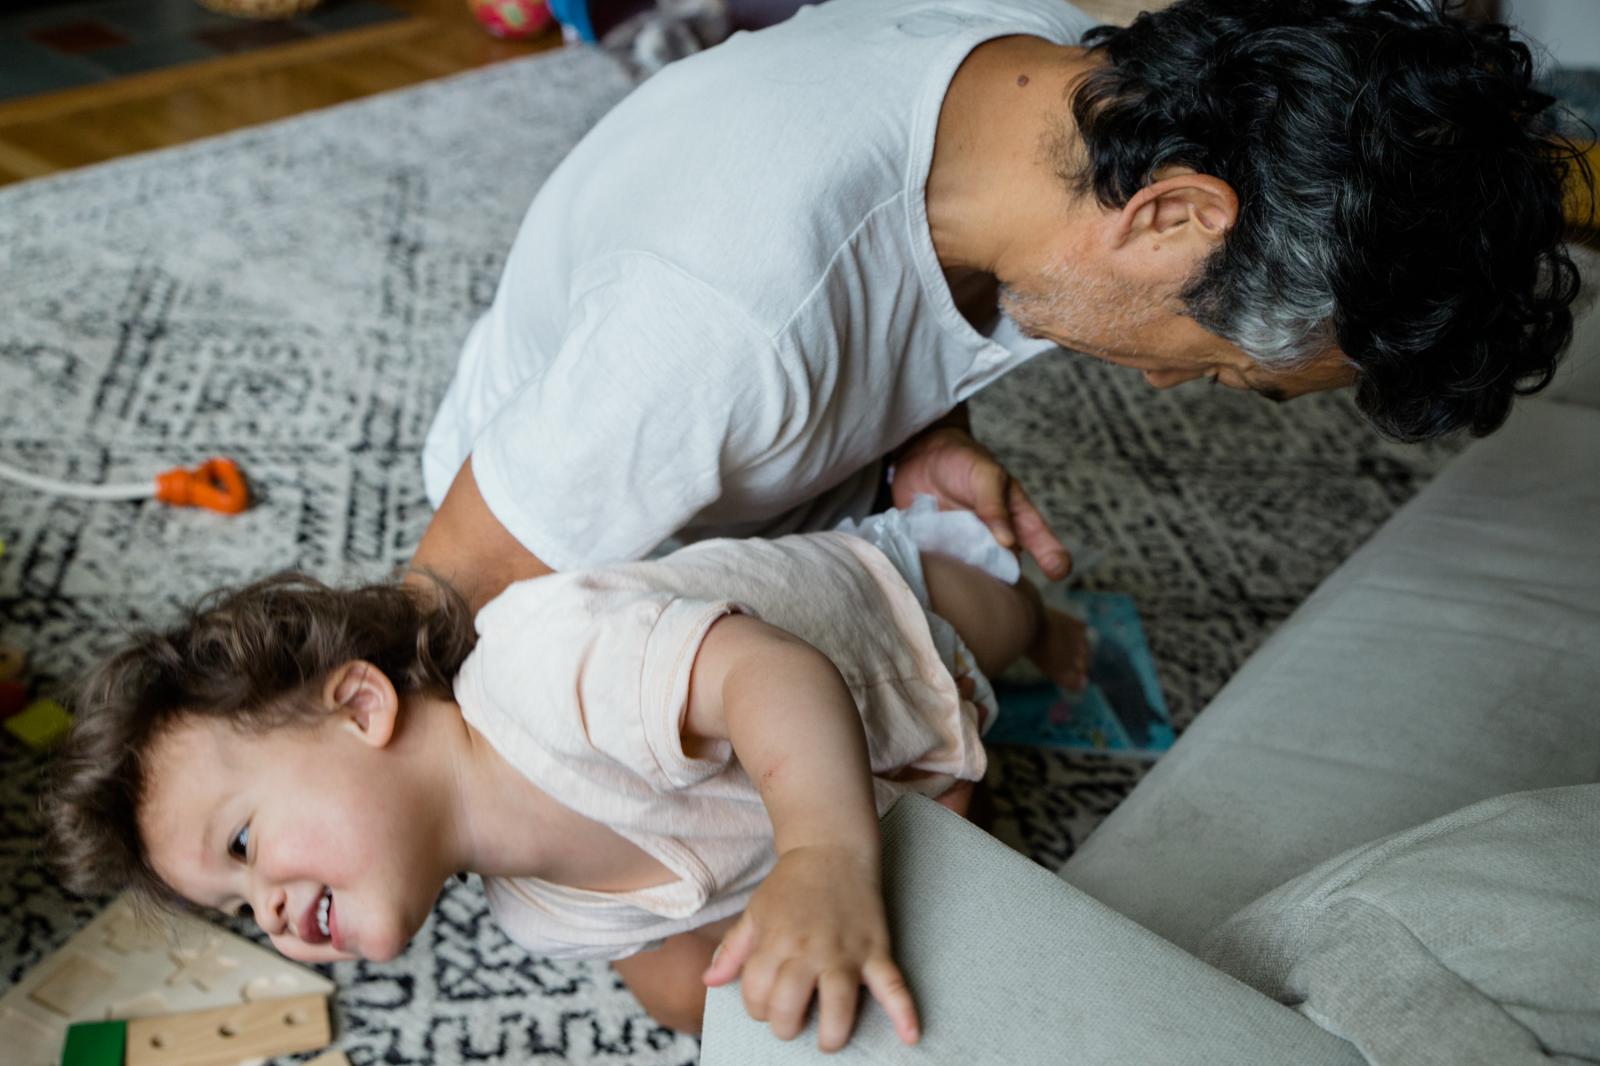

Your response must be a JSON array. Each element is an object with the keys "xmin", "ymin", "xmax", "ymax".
[{"xmin": 999, "ymin": 257, "xmax": 1167, "ymax": 361}]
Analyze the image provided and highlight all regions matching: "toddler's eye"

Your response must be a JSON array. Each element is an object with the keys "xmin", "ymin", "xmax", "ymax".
[{"xmin": 228, "ymin": 824, "xmax": 250, "ymax": 862}]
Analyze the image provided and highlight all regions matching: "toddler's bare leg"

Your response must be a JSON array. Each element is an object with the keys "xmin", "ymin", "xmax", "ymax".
[{"xmin": 921, "ymin": 552, "xmax": 1089, "ymax": 692}]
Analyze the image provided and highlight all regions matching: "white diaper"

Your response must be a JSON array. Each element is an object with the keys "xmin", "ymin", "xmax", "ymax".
[{"xmin": 834, "ymin": 496, "xmax": 1012, "ymax": 734}]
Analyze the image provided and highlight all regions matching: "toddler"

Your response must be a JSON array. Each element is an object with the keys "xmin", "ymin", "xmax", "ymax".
[{"xmin": 45, "ymin": 502, "xmax": 1086, "ymax": 1051}]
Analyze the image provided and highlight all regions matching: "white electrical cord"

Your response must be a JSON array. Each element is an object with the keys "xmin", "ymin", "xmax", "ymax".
[{"xmin": 0, "ymin": 458, "xmax": 152, "ymax": 501}]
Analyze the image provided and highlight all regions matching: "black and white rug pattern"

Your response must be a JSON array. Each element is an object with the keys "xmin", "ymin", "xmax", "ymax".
[{"xmin": 0, "ymin": 46, "xmax": 1465, "ymax": 1064}]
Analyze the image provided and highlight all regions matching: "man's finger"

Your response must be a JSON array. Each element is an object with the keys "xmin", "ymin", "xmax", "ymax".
[
  {"xmin": 703, "ymin": 913, "xmax": 757, "ymax": 987},
  {"xmin": 1007, "ymin": 479, "xmax": 1071, "ymax": 580},
  {"xmin": 863, "ymin": 957, "xmax": 920, "ymax": 1046},
  {"xmin": 970, "ymin": 459, "xmax": 1016, "ymax": 550}
]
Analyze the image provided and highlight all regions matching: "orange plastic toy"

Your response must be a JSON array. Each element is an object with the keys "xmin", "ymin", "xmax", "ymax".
[{"xmin": 153, "ymin": 458, "xmax": 251, "ymax": 514}]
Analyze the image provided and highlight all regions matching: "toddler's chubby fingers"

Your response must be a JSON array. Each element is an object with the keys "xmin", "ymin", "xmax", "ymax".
[
  {"xmin": 702, "ymin": 912, "xmax": 756, "ymax": 988},
  {"xmin": 863, "ymin": 956, "xmax": 920, "ymax": 1046},
  {"xmin": 765, "ymin": 959, "xmax": 819, "ymax": 1042},
  {"xmin": 739, "ymin": 952, "xmax": 778, "ymax": 1024},
  {"xmin": 816, "ymin": 968, "xmax": 862, "ymax": 1053}
]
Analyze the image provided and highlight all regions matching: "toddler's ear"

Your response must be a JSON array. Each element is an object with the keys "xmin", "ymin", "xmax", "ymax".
[{"xmin": 323, "ymin": 660, "xmax": 399, "ymax": 748}]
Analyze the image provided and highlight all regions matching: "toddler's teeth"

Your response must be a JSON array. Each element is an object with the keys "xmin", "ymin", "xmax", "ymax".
[{"xmin": 316, "ymin": 890, "xmax": 331, "ymax": 937}]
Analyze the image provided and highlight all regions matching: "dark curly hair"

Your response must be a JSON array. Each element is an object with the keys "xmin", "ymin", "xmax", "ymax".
[
  {"xmin": 41, "ymin": 571, "xmax": 476, "ymax": 914},
  {"xmin": 1069, "ymin": 0, "xmax": 1590, "ymax": 440}
]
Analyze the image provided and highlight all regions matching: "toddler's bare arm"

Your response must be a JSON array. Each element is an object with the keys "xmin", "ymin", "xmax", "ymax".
[{"xmin": 683, "ymin": 615, "xmax": 920, "ymax": 1052}]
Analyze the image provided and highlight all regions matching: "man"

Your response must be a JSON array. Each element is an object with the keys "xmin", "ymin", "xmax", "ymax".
[{"xmin": 413, "ymin": 0, "xmax": 1583, "ymax": 612}]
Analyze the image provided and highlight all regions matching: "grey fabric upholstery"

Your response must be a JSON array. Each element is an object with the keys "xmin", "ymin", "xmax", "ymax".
[
  {"xmin": 701, "ymin": 795, "xmax": 1364, "ymax": 1065},
  {"xmin": 1200, "ymin": 785, "xmax": 1600, "ymax": 1066},
  {"xmin": 1058, "ymin": 397, "xmax": 1600, "ymax": 953}
]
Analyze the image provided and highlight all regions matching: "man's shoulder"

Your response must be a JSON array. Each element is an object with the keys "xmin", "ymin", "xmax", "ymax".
[{"xmin": 565, "ymin": 250, "xmax": 784, "ymax": 352}]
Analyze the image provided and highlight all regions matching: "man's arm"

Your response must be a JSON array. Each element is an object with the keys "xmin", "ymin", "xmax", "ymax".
[{"xmin": 409, "ymin": 457, "xmax": 553, "ymax": 612}]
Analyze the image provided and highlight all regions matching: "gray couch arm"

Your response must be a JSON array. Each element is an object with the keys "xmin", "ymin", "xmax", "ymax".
[{"xmin": 700, "ymin": 795, "xmax": 1364, "ymax": 1065}]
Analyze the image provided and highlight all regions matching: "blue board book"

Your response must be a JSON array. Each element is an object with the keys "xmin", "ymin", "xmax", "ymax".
[{"xmin": 986, "ymin": 592, "xmax": 1175, "ymax": 759}]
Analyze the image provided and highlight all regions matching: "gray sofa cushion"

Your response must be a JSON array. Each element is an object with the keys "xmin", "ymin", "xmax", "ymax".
[
  {"xmin": 1198, "ymin": 785, "xmax": 1600, "ymax": 1066},
  {"xmin": 702, "ymin": 795, "xmax": 1364, "ymax": 1065},
  {"xmin": 1059, "ymin": 398, "xmax": 1600, "ymax": 952}
]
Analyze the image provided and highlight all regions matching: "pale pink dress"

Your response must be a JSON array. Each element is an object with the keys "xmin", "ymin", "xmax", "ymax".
[{"xmin": 453, "ymin": 522, "xmax": 999, "ymax": 960}]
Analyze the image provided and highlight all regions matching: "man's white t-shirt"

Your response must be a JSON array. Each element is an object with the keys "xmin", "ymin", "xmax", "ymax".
[{"xmin": 423, "ymin": 0, "xmax": 1097, "ymax": 570}]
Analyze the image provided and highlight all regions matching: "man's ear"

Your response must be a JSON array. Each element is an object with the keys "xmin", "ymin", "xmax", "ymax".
[
  {"xmin": 322, "ymin": 660, "xmax": 399, "ymax": 749},
  {"xmin": 1110, "ymin": 168, "xmax": 1237, "ymax": 276}
]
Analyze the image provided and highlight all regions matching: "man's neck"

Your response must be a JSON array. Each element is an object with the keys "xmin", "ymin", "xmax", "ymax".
[{"xmin": 925, "ymin": 36, "xmax": 1101, "ymax": 280}]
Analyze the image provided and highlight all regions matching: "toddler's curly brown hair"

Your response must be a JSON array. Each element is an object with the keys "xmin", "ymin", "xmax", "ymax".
[{"xmin": 41, "ymin": 571, "xmax": 475, "ymax": 913}]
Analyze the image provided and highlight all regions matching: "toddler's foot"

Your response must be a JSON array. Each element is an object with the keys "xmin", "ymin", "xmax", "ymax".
[
  {"xmin": 1028, "ymin": 607, "xmax": 1090, "ymax": 694},
  {"xmin": 931, "ymin": 778, "xmax": 995, "ymax": 832}
]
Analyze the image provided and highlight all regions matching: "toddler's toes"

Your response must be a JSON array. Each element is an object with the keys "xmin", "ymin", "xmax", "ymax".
[{"xmin": 1031, "ymin": 608, "xmax": 1091, "ymax": 693}]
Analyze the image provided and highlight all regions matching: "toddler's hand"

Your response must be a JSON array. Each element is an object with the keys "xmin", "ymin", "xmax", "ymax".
[{"xmin": 701, "ymin": 844, "xmax": 919, "ymax": 1052}]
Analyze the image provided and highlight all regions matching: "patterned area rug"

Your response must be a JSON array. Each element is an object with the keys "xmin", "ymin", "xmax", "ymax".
[{"xmin": 0, "ymin": 45, "xmax": 1465, "ymax": 1064}]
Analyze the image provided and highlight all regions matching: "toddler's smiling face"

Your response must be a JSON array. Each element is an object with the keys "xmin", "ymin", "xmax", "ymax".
[{"xmin": 138, "ymin": 668, "xmax": 453, "ymax": 965}]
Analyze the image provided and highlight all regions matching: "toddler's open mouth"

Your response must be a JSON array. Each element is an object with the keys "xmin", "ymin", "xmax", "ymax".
[{"xmin": 299, "ymin": 887, "xmax": 336, "ymax": 947}]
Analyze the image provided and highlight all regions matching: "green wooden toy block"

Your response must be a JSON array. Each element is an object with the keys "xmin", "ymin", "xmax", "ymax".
[
  {"xmin": 5, "ymin": 697, "xmax": 74, "ymax": 750},
  {"xmin": 60, "ymin": 1019, "xmax": 125, "ymax": 1066}
]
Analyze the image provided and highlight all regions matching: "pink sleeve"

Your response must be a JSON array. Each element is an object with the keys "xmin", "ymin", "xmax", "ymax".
[
  {"xmin": 635, "ymin": 596, "xmax": 744, "ymax": 789},
  {"xmin": 469, "ymin": 573, "xmax": 749, "ymax": 793}
]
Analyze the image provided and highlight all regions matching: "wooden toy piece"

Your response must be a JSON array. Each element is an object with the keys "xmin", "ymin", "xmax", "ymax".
[
  {"xmin": 61, "ymin": 993, "xmax": 330, "ymax": 1066},
  {"xmin": 98, "ymin": 908, "xmax": 168, "ymax": 956},
  {"xmin": 163, "ymin": 939, "xmax": 239, "ymax": 993},
  {"xmin": 126, "ymin": 994, "xmax": 329, "ymax": 1066},
  {"xmin": 4, "ymin": 696, "xmax": 73, "ymax": 749},
  {"xmin": 0, "ymin": 1006, "xmax": 58, "ymax": 1064},
  {"xmin": 0, "ymin": 893, "xmax": 336, "ymax": 1066},
  {"xmin": 0, "ymin": 642, "xmax": 24, "ymax": 683},
  {"xmin": 59, "ymin": 1018, "xmax": 125, "ymax": 1066},
  {"xmin": 28, "ymin": 954, "xmax": 117, "ymax": 1017}
]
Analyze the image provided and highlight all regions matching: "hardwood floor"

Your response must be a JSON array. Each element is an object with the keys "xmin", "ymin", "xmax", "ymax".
[{"xmin": 0, "ymin": 0, "xmax": 558, "ymax": 187}]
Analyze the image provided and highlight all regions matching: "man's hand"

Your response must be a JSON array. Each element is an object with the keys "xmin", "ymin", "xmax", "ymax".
[
  {"xmin": 890, "ymin": 425, "xmax": 1072, "ymax": 580},
  {"xmin": 702, "ymin": 844, "xmax": 919, "ymax": 1052}
]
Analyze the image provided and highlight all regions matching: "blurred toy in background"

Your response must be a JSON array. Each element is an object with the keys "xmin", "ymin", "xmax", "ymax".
[
  {"xmin": 546, "ymin": 0, "xmax": 808, "ymax": 76},
  {"xmin": 0, "ymin": 540, "xmax": 73, "ymax": 752},
  {"xmin": 468, "ymin": 0, "xmax": 554, "ymax": 40},
  {"xmin": 0, "ymin": 456, "xmax": 250, "ymax": 514},
  {"xmin": 599, "ymin": 0, "xmax": 729, "ymax": 75},
  {"xmin": 0, "ymin": 635, "xmax": 73, "ymax": 752},
  {"xmin": 986, "ymin": 592, "xmax": 1176, "ymax": 760}
]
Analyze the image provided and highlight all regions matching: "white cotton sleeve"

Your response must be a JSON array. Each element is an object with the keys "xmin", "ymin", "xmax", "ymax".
[{"xmin": 469, "ymin": 253, "xmax": 790, "ymax": 570}]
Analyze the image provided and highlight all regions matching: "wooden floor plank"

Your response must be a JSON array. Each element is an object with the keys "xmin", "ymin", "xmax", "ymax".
[{"xmin": 0, "ymin": 0, "xmax": 556, "ymax": 188}]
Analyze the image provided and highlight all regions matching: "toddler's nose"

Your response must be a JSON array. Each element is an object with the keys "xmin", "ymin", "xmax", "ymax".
[{"xmin": 250, "ymin": 885, "xmax": 290, "ymax": 937}]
